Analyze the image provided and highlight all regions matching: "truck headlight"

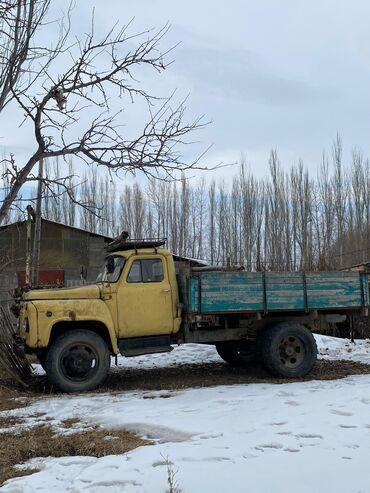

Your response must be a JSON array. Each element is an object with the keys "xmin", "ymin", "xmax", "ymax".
[{"xmin": 23, "ymin": 318, "xmax": 29, "ymax": 333}]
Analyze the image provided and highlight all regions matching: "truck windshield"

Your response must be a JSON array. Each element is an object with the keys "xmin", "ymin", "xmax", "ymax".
[{"xmin": 96, "ymin": 256, "xmax": 125, "ymax": 283}]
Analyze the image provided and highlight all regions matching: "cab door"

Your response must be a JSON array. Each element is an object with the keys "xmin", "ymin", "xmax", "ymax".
[{"xmin": 117, "ymin": 255, "xmax": 174, "ymax": 338}]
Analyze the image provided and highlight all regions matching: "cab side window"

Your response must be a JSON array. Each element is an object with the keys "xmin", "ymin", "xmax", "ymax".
[
  {"xmin": 127, "ymin": 259, "xmax": 164, "ymax": 283},
  {"xmin": 127, "ymin": 261, "xmax": 141, "ymax": 282}
]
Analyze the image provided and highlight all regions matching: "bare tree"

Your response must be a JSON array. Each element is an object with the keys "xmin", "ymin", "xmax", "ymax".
[
  {"xmin": 119, "ymin": 184, "xmax": 133, "ymax": 236},
  {"xmin": 189, "ymin": 178, "xmax": 206, "ymax": 259},
  {"xmin": 266, "ymin": 150, "xmax": 290, "ymax": 270},
  {"xmin": 291, "ymin": 162, "xmax": 312, "ymax": 269},
  {"xmin": 0, "ymin": 10, "xmax": 207, "ymax": 224},
  {"xmin": 208, "ymin": 180, "xmax": 216, "ymax": 264},
  {"xmin": 131, "ymin": 184, "xmax": 146, "ymax": 239},
  {"xmin": 0, "ymin": 0, "xmax": 66, "ymax": 112},
  {"xmin": 169, "ymin": 181, "xmax": 179, "ymax": 252},
  {"xmin": 79, "ymin": 167, "xmax": 99, "ymax": 233},
  {"xmin": 239, "ymin": 162, "xmax": 262, "ymax": 270}
]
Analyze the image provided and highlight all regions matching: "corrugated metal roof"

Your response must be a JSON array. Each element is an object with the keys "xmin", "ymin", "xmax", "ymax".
[{"xmin": 0, "ymin": 218, "xmax": 113, "ymax": 241}]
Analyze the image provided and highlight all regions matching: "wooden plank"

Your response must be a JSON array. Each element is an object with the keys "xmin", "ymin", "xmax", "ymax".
[
  {"xmin": 265, "ymin": 272, "xmax": 305, "ymax": 310},
  {"xmin": 192, "ymin": 272, "xmax": 264, "ymax": 313},
  {"xmin": 189, "ymin": 276, "xmax": 200, "ymax": 312},
  {"xmin": 306, "ymin": 272, "xmax": 364, "ymax": 309},
  {"xmin": 361, "ymin": 273, "xmax": 369, "ymax": 306}
]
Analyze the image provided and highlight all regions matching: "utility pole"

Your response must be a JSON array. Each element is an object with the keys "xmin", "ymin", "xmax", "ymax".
[
  {"xmin": 25, "ymin": 206, "xmax": 33, "ymax": 286},
  {"xmin": 31, "ymin": 158, "xmax": 44, "ymax": 286}
]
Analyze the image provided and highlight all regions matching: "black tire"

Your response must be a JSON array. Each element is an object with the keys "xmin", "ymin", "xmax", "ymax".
[
  {"xmin": 44, "ymin": 330, "xmax": 110, "ymax": 392},
  {"xmin": 261, "ymin": 322, "xmax": 317, "ymax": 378},
  {"xmin": 216, "ymin": 340, "xmax": 258, "ymax": 367}
]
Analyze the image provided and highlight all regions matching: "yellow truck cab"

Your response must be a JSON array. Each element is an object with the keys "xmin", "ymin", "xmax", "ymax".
[{"xmin": 19, "ymin": 243, "xmax": 182, "ymax": 391}]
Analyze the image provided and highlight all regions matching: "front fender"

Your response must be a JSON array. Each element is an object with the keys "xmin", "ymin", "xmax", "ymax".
[
  {"xmin": 32, "ymin": 299, "xmax": 119, "ymax": 353},
  {"xmin": 19, "ymin": 301, "xmax": 39, "ymax": 348}
]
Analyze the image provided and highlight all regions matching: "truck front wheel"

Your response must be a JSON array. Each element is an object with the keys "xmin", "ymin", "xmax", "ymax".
[
  {"xmin": 45, "ymin": 330, "xmax": 110, "ymax": 392},
  {"xmin": 261, "ymin": 322, "xmax": 317, "ymax": 378}
]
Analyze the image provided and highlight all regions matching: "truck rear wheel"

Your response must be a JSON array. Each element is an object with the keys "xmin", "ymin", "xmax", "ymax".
[
  {"xmin": 45, "ymin": 330, "xmax": 110, "ymax": 392},
  {"xmin": 216, "ymin": 340, "xmax": 257, "ymax": 367},
  {"xmin": 261, "ymin": 322, "xmax": 317, "ymax": 378}
]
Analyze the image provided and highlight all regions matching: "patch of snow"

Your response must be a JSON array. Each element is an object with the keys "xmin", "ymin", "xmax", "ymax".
[
  {"xmin": 315, "ymin": 334, "xmax": 370, "ymax": 364},
  {"xmin": 31, "ymin": 342, "xmax": 220, "ymax": 376}
]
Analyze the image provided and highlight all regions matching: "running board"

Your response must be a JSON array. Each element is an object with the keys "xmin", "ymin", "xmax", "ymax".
[
  {"xmin": 122, "ymin": 346, "xmax": 173, "ymax": 357},
  {"xmin": 119, "ymin": 335, "xmax": 173, "ymax": 357}
]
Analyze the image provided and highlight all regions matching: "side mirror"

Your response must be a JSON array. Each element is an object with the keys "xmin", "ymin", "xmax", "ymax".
[{"xmin": 106, "ymin": 256, "xmax": 115, "ymax": 274}]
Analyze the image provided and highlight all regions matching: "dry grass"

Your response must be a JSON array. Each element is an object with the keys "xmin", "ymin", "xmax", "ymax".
[
  {"xmin": 0, "ymin": 421, "xmax": 150, "ymax": 486},
  {"xmin": 165, "ymin": 456, "xmax": 182, "ymax": 493},
  {"xmin": 0, "ymin": 396, "xmax": 28, "ymax": 412},
  {"xmin": 0, "ymin": 384, "xmax": 29, "ymax": 412},
  {"xmin": 61, "ymin": 417, "xmax": 81, "ymax": 428},
  {"xmin": 0, "ymin": 378, "xmax": 31, "ymax": 412},
  {"xmin": 0, "ymin": 364, "xmax": 32, "ymax": 412},
  {"xmin": 0, "ymin": 415, "xmax": 22, "ymax": 428}
]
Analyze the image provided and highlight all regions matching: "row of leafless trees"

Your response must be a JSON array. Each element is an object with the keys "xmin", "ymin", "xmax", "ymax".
[{"xmin": 2, "ymin": 137, "xmax": 370, "ymax": 271}]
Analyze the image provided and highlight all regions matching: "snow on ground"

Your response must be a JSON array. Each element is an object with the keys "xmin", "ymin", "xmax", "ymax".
[
  {"xmin": 316, "ymin": 333, "xmax": 370, "ymax": 364},
  {"xmin": 3, "ymin": 335, "xmax": 370, "ymax": 493}
]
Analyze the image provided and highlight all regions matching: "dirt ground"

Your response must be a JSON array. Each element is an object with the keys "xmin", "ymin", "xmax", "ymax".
[
  {"xmin": 2, "ymin": 358, "xmax": 370, "ymax": 401},
  {"xmin": 1, "ymin": 358, "xmax": 370, "ymax": 485}
]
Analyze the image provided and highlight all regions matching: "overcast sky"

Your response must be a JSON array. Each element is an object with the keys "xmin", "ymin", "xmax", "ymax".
[{"xmin": 2, "ymin": 0, "xmax": 370, "ymax": 184}]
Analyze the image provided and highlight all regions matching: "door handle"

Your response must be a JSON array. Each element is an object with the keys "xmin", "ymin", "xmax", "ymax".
[{"xmin": 162, "ymin": 289, "xmax": 170, "ymax": 293}]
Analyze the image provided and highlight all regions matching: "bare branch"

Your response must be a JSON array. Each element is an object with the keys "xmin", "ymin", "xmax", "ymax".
[{"xmin": 0, "ymin": 16, "xmax": 210, "ymax": 224}]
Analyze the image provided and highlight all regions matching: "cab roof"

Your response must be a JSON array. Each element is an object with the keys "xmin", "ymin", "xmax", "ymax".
[{"xmin": 106, "ymin": 238, "xmax": 166, "ymax": 253}]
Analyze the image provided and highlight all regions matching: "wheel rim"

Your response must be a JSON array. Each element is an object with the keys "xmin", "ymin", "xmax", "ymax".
[
  {"xmin": 278, "ymin": 335, "xmax": 305, "ymax": 369},
  {"xmin": 60, "ymin": 343, "xmax": 99, "ymax": 382}
]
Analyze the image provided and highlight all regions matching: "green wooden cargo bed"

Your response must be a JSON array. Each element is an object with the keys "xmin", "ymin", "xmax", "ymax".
[{"xmin": 188, "ymin": 271, "xmax": 369, "ymax": 314}]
